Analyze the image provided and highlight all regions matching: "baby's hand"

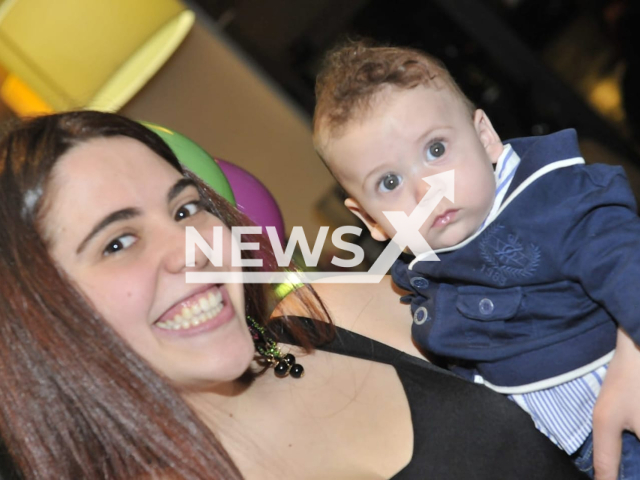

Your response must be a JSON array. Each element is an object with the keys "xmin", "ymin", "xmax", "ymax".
[{"xmin": 593, "ymin": 328, "xmax": 640, "ymax": 480}]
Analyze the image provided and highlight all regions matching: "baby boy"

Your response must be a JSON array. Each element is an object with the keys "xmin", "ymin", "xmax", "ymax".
[{"xmin": 312, "ymin": 40, "xmax": 640, "ymax": 477}]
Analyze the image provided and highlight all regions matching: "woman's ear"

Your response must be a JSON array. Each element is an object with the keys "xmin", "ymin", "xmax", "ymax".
[
  {"xmin": 344, "ymin": 197, "xmax": 390, "ymax": 242},
  {"xmin": 473, "ymin": 109, "xmax": 503, "ymax": 164}
]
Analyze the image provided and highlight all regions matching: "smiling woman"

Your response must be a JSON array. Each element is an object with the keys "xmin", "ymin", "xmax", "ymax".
[
  {"xmin": 0, "ymin": 113, "xmax": 238, "ymax": 479},
  {"xmin": 0, "ymin": 111, "xmax": 326, "ymax": 479},
  {"xmin": 43, "ymin": 135, "xmax": 255, "ymax": 386},
  {"xmin": 0, "ymin": 111, "xmax": 588, "ymax": 480}
]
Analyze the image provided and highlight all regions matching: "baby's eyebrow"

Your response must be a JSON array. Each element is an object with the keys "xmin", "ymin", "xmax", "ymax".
[{"xmin": 76, "ymin": 208, "xmax": 141, "ymax": 254}]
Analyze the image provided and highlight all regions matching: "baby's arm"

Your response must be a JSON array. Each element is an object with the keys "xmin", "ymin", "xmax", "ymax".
[
  {"xmin": 559, "ymin": 165, "xmax": 640, "ymax": 345},
  {"xmin": 557, "ymin": 166, "xmax": 640, "ymax": 478},
  {"xmin": 592, "ymin": 328, "xmax": 640, "ymax": 480}
]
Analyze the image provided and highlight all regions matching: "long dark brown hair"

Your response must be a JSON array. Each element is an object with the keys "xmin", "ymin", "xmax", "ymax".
[{"xmin": 0, "ymin": 111, "xmax": 332, "ymax": 479}]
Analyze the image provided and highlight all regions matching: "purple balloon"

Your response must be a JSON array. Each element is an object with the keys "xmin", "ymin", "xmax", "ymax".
[{"xmin": 215, "ymin": 159, "xmax": 286, "ymax": 247}]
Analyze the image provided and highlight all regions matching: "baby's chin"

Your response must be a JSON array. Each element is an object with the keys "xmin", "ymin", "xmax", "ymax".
[
  {"xmin": 399, "ymin": 237, "xmax": 456, "ymax": 256},
  {"xmin": 396, "ymin": 222, "xmax": 479, "ymax": 256},
  {"xmin": 424, "ymin": 227, "xmax": 477, "ymax": 252}
]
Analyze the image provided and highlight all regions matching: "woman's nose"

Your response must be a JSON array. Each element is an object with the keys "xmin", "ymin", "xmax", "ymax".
[{"xmin": 161, "ymin": 223, "xmax": 210, "ymax": 274}]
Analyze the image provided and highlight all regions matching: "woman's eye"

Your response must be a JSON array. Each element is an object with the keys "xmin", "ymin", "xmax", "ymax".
[
  {"xmin": 379, "ymin": 174, "xmax": 402, "ymax": 193},
  {"xmin": 175, "ymin": 201, "xmax": 203, "ymax": 221},
  {"xmin": 426, "ymin": 141, "xmax": 446, "ymax": 161},
  {"xmin": 103, "ymin": 234, "xmax": 136, "ymax": 256}
]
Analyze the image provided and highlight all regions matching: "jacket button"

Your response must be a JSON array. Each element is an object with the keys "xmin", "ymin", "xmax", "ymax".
[
  {"xmin": 413, "ymin": 306, "xmax": 429, "ymax": 325},
  {"xmin": 410, "ymin": 277, "xmax": 429, "ymax": 289},
  {"xmin": 479, "ymin": 298, "xmax": 494, "ymax": 315}
]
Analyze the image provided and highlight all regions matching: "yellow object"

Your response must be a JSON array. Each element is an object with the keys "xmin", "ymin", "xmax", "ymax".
[
  {"xmin": 588, "ymin": 76, "xmax": 625, "ymax": 124},
  {"xmin": 274, "ymin": 281, "xmax": 301, "ymax": 300},
  {"xmin": 274, "ymin": 271, "xmax": 304, "ymax": 299},
  {"xmin": 0, "ymin": 73, "xmax": 52, "ymax": 115},
  {"xmin": 0, "ymin": 0, "xmax": 194, "ymax": 115}
]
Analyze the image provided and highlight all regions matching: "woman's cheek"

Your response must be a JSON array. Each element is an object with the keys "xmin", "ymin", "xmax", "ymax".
[{"xmin": 86, "ymin": 270, "xmax": 155, "ymax": 334}]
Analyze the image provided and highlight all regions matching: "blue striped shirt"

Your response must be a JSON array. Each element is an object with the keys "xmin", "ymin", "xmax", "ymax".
[{"xmin": 509, "ymin": 365, "xmax": 607, "ymax": 453}]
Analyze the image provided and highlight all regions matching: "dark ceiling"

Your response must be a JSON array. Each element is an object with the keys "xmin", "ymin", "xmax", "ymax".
[{"xmin": 189, "ymin": 0, "xmax": 640, "ymax": 168}]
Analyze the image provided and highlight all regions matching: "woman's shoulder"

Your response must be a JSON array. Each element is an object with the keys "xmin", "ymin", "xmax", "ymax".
[
  {"xmin": 272, "ymin": 280, "xmax": 587, "ymax": 480},
  {"xmin": 273, "ymin": 275, "xmax": 423, "ymax": 359}
]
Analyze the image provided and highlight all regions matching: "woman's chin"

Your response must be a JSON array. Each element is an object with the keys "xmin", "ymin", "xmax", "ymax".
[
  {"xmin": 155, "ymin": 328, "xmax": 257, "ymax": 390},
  {"xmin": 174, "ymin": 359, "xmax": 255, "ymax": 393}
]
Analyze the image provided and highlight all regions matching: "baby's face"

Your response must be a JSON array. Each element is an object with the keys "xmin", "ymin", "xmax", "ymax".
[{"xmin": 323, "ymin": 85, "xmax": 504, "ymax": 252}]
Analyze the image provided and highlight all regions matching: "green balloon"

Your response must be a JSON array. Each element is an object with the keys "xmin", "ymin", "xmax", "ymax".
[{"xmin": 143, "ymin": 122, "xmax": 236, "ymax": 206}]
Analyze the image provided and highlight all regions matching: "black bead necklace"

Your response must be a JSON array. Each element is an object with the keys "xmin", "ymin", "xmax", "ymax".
[{"xmin": 247, "ymin": 316, "xmax": 304, "ymax": 379}]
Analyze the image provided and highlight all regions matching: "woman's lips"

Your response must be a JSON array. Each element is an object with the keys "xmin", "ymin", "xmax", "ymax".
[
  {"xmin": 431, "ymin": 209, "xmax": 458, "ymax": 228},
  {"xmin": 153, "ymin": 285, "xmax": 236, "ymax": 337},
  {"xmin": 157, "ymin": 284, "xmax": 215, "ymax": 322}
]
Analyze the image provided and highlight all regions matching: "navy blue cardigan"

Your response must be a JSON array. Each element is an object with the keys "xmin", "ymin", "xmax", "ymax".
[{"xmin": 392, "ymin": 129, "xmax": 639, "ymax": 391}]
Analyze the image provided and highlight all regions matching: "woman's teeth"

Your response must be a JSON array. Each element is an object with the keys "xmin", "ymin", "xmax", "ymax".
[{"xmin": 156, "ymin": 290, "xmax": 223, "ymax": 330}]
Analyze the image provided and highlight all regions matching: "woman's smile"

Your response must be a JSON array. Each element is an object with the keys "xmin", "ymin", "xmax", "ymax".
[
  {"xmin": 45, "ymin": 135, "xmax": 253, "ymax": 386},
  {"xmin": 154, "ymin": 284, "xmax": 237, "ymax": 337}
]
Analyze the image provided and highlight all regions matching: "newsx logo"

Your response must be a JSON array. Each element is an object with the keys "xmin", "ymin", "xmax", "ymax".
[{"xmin": 186, "ymin": 171, "xmax": 454, "ymax": 284}]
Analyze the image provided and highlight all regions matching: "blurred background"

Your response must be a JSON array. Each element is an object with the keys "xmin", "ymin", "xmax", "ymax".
[{"xmin": 1, "ymin": 0, "xmax": 639, "ymax": 270}]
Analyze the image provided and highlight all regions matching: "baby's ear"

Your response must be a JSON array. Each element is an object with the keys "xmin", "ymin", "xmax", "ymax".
[
  {"xmin": 473, "ymin": 109, "xmax": 503, "ymax": 164},
  {"xmin": 344, "ymin": 197, "xmax": 390, "ymax": 242}
]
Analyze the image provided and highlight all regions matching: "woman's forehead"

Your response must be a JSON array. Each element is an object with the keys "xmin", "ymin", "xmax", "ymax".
[
  {"xmin": 44, "ymin": 137, "xmax": 181, "ymax": 237},
  {"xmin": 53, "ymin": 136, "xmax": 180, "ymax": 193}
]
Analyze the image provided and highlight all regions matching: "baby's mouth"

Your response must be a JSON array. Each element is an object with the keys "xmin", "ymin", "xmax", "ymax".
[{"xmin": 431, "ymin": 209, "xmax": 458, "ymax": 228}]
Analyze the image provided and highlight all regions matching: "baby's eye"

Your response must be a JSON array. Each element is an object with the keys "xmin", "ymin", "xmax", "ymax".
[
  {"xmin": 175, "ymin": 200, "xmax": 203, "ymax": 221},
  {"xmin": 103, "ymin": 234, "xmax": 136, "ymax": 257},
  {"xmin": 426, "ymin": 141, "xmax": 446, "ymax": 161},
  {"xmin": 379, "ymin": 174, "xmax": 402, "ymax": 193}
]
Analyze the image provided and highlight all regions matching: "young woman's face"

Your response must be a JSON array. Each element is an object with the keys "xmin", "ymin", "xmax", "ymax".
[{"xmin": 44, "ymin": 136, "xmax": 254, "ymax": 388}]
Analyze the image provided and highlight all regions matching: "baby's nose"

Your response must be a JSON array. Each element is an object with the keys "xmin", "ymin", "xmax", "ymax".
[{"xmin": 413, "ymin": 178, "xmax": 431, "ymax": 204}]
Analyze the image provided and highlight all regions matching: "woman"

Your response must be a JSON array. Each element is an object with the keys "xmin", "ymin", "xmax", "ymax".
[{"xmin": 0, "ymin": 111, "xmax": 589, "ymax": 479}]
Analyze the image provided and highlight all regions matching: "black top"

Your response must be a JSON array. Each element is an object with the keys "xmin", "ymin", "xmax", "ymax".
[
  {"xmin": 302, "ymin": 319, "xmax": 588, "ymax": 480},
  {"xmin": 0, "ymin": 319, "xmax": 589, "ymax": 480}
]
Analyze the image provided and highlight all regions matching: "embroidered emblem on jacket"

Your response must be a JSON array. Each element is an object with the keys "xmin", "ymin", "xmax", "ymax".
[{"xmin": 480, "ymin": 223, "xmax": 540, "ymax": 286}]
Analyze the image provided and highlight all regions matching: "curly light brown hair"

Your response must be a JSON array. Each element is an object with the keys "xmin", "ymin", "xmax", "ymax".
[{"xmin": 313, "ymin": 39, "xmax": 476, "ymax": 160}]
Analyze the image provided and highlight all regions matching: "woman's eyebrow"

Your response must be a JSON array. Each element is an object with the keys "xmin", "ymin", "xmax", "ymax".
[
  {"xmin": 167, "ymin": 178, "xmax": 197, "ymax": 204},
  {"xmin": 76, "ymin": 208, "xmax": 141, "ymax": 254},
  {"xmin": 75, "ymin": 178, "xmax": 196, "ymax": 255}
]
